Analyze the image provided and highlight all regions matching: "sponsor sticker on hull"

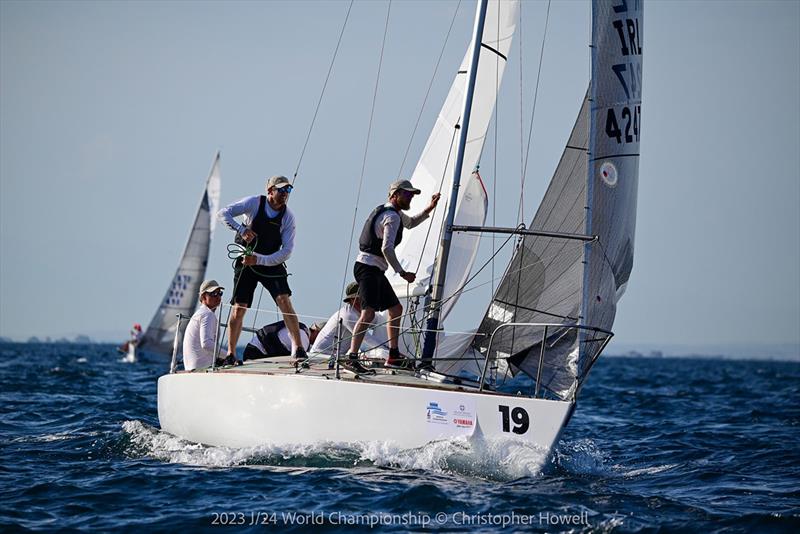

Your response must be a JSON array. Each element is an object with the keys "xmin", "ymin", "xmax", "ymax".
[{"xmin": 425, "ymin": 397, "xmax": 476, "ymax": 438}]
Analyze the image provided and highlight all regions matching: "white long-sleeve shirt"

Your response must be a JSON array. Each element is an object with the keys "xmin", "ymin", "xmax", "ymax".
[
  {"xmin": 311, "ymin": 304, "xmax": 388, "ymax": 355},
  {"xmin": 218, "ymin": 195, "xmax": 296, "ymax": 266},
  {"xmin": 355, "ymin": 203, "xmax": 429, "ymax": 273},
  {"xmin": 182, "ymin": 304, "xmax": 218, "ymax": 371}
]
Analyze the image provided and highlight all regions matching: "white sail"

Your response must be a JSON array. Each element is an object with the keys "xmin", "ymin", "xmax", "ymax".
[
  {"xmin": 386, "ymin": 0, "xmax": 518, "ymax": 321},
  {"xmin": 140, "ymin": 152, "xmax": 221, "ymax": 355}
]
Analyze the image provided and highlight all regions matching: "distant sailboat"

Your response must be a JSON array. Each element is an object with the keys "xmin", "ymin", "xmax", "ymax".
[
  {"xmin": 158, "ymin": 0, "xmax": 642, "ymax": 460},
  {"xmin": 137, "ymin": 153, "xmax": 221, "ymax": 358}
]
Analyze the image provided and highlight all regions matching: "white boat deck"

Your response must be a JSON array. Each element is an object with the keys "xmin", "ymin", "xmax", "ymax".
[{"xmin": 179, "ymin": 354, "xmax": 518, "ymax": 398}]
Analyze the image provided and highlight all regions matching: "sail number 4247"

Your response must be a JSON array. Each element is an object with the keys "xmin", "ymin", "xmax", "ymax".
[
  {"xmin": 605, "ymin": 105, "xmax": 641, "ymax": 145},
  {"xmin": 498, "ymin": 405, "xmax": 530, "ymax": 434}
]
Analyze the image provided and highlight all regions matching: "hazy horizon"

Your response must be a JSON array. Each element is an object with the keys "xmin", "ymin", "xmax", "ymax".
[{"xmin": 2, "ymin": 1, "xmax": 798, "ymax": 350}]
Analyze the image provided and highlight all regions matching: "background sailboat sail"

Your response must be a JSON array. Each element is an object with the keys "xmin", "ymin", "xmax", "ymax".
[
  {"xmin": 386, "ymin": 0, "xmax": 519, "ymax": 321},
  {"xmin": 140, "ymin": 153, "xmax": 221, "ymax": 355},
  {"xmin": 467, "ymin": 0, "xmax": 642, "ymax": 400}
]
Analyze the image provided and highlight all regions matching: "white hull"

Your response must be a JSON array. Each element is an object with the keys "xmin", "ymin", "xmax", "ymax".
[
  {"xmin": 158, "ymin": 359, "xmax": 574, "ymax": 452},
  {"xmin": 122, "ymin": 344, "xmax": 136, "ymax": 363}
]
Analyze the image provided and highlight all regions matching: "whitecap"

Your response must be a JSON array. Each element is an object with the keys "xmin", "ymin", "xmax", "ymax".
[
  {"xmin": 120, "ymin": 420, "xmax": 551, "ymax": 479},
  {"xmin": 621, "ymin": 463, "xmax": 679, "ymax": 477},
  {"xmin": 552, "ymin": 438, "xmax": 612, "ymax": 476}
]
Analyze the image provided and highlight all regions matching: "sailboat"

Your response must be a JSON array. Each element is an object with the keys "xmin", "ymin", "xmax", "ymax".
[
  {"xmin": 133, "ymin": 153, "xmax": 221, "ymax": 361},
  {"xmin": 158, "ymin": 0, "xmax": 642, "ymax": 458}
]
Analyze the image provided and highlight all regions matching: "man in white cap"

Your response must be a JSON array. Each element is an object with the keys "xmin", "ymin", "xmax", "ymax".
[
  {"xmin": 218, "ymin": 175, "xmax": 305, "ymax": 363},
  {"xmin": 345, "ymin": 180, "xmax": 440, "ymax": 372},
  {"xmin": 182, "ymin": 279, "xmax": 225, "ymax": 371}
]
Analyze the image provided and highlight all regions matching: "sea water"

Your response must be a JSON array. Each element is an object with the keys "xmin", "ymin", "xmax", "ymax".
[{"xmin": 0, "ymin": 342, "xmax": 798, "ymax": 532}]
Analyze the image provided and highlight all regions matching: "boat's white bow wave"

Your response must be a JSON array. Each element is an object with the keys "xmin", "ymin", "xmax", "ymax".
[{"xmin": 122, "ymin": 420, "xmax": 551, "ymax": 480}]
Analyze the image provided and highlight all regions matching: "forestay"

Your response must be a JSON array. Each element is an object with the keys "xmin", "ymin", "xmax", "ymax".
[
  {"xmin": 140, "ymin": 153, "xmax": 222, "ymax": 355},
  {"xmin": 469, "ymin": 0, "xmax": 643, "ymax": 400},
  {"xmin": 386, "ymin": 0, "xmax": 519, "ymax": 321}
]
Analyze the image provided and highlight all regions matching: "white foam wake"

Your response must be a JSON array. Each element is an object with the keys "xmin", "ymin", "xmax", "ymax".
[{"xmin": 121, "ymin": 420, "xmax": 552, "ymax": 480}]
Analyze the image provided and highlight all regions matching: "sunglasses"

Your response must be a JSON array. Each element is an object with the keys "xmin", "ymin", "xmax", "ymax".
[
  {"xmin": 274, "ymin": 185, "xmax": 293, "ymax": 194},
  {"xmin": 207, "ymin": 290, "xmax": 224, "ymax": 297}
]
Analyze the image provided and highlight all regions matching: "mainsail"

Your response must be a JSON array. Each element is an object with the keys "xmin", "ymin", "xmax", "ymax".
[
  {"xmin": 468, "ymin": 0, "xmax": 643, "ymax": 400},
  {"xmin": 140, "ymin": 153, "xmax": 222, "ymax": 355},
  {"xmin": 386, "ymin": 0, "xmax": 519, "ymax": 321}
]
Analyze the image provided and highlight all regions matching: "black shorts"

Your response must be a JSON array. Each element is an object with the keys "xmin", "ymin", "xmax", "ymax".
[
  {"xmin": 231, "ymin": 262, "xmax": 291, "ymax": 307},
  {"xmin": 243, "ymin": 343, "xmax": 266, "ymax": 361},
  {"xmin": 354, "ymin": 261, "xmax": 400, "ymax": 312}
]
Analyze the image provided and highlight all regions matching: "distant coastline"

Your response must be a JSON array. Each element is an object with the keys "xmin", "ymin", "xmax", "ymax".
[{"xmin": 1, "ymin": 337, "xmax": 797, "ymax": 362}]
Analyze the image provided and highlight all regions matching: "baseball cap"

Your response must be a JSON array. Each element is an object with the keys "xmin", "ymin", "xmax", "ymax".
[
  {"xmin": 343, "ymin": 281, "xmax": 359, "ymax": 302},
  {"xmin": 266, "ymin": 175, "xmax": 291, "ymax": 191},
  {"xmin": 199, "ymin": 279, "xmax": 225, "ymax": 295},
  {"xmin": 388, "ymin": 179, "xmax": 421, "ymax": 196}
]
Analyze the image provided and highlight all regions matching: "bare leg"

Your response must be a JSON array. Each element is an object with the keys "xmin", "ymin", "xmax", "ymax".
[
  {"xmin": 228, "ymin": 304, "xmax": 248, "ymax": 357},
  {"xmin": 349, "ymin": 307, "xmax": 375, "ymax": 354},
  {"xmin": 386, "ymin": 303, "xmax": 403, "ymax": 350},
  {"xmin": 275, "ymin": 294, "xmax": 302, "ymax": 353}
]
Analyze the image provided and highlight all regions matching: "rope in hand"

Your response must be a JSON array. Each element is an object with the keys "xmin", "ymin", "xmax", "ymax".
[
  {"xmin": 227, "ymin": 242, "xmax": 254, "ymax": 270},
  {"xmin": 226, "ymin": 239, "xmax": 292, "ymax": 279}
]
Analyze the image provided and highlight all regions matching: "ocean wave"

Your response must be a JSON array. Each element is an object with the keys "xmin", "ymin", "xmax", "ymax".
[
  {"xmin": 552, "ymin": 438, "xmax": 612, "ymax": 476},
  {"xmin": 621, "ymin": 463, "xmax": 680, "ymax": 477},
  {"xmin": 119, "ymin": 420, "xmax": 551, "ymax": 481},
  {"xmin": 8, "ymin": 430, "xmax": 102, "ymax": 444}
]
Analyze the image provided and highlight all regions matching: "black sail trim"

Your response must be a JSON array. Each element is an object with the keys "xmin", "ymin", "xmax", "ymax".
[
  {"xmin": 481, "ymin": 42, "xmax": 507, "ymax": 61},
  {"xmin": 590, "ymin": 152, "xmax": 639, "ymax": 162}
]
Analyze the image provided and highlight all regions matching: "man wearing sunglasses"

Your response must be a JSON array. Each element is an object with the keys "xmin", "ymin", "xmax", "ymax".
[
  {"xmin": 218, "ymin": 175, "xmax": 305, "ymax": 363},
  {"xmin": 182, "ymin": 280, "xmax": 225, "ymax": 371},
  {"xmin": 345, "ymin": 179, "xmax": 440, "ymax": 372}
]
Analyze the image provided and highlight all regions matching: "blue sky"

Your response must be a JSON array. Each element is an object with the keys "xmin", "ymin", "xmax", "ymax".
[{"xmin": 1, "ymin": 0, "xmax": 798, "ymax": 355}]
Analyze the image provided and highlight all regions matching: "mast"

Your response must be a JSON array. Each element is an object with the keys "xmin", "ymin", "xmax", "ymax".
[{"xmin": 421, "ymin": 0, "xmax": 489, "ymax": 364}]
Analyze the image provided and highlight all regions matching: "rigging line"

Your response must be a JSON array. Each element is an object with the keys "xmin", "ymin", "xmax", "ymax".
[
  {"xmin": 218, "ymin": 303, "xmax": 331, "ymax": 323},
  {"xmin": 416, "ymin": 225, "xmax": 519, "ymax": 323},
  {"xmin": 335, "ymin": 0, "xmax": 393, "ymax": 350},
  {"xmin": 518, "ymin": 0, "xmax": 551, "ymax": 224},
  {"xmin": 491, "ymin": 299, "xmax": 579, "ymax": 321},
  {"xmin": 591, "ymin": 234, "xmax": 622, "ymax": 290},
  {"xmin": 491, "ymin": 0, "xmax": 500, "ymax": 302},
  {"xmin": 396, "ymin": 0, "xmax": 462, "ymax": 179},
  {"xmin": 215, "ymin": 247, "xmax": 252, "ymax": 362},
  {"xmin": 448, "ymin": 236, "xmax": 576, "ymax": 301},
  {"xmin": 292, "ymin": 0, "xmax": 354, "ymax": 184},
  {"xmin": 411, "ymin": 122, "xmax": 459, "ymax": 280},
  {"xmin": 398, "ymin": 118, "xmax": 460, "ymax": 345},
  {"xmin": 518, "ymin": 0, "xmax": 524, "ymax": 226},
  {"xmin": 510, "ymin": 0, "xmax": 550, "ymax": 364},
  {"xmin": 342, "ymin": 308, "xmax": 489, "ymax": 350},
  {"xmin": 404, "ymin": 160, "xmax": 453, "ymax": 344},
  {"xmin": 251, "ymin": 286, "xmax": 264, "ymax": 330}
]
